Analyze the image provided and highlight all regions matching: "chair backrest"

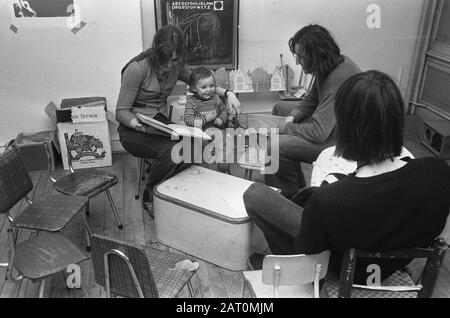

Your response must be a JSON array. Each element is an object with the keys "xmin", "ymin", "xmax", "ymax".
[
  {"xmin": 262, "ymin": 250, "xmax": 330, "ymax": 297},
  {"xmin": 90, "ymin": 234, "xmax": 158, "ymax": 298},
  {"xmin": 338, "ymin": 238, "xmax": 448, "ymax": 298},
  {"xmin": 0, "ymin": 147, "xmax": 33, "ymax": 214}
]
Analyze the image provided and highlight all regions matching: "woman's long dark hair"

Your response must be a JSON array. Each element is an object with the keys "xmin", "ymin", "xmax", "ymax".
[
  {"xmin": 289, "ymin": 25, "xmax": 343, "ymax": 80},
  {"xmin": 334, "ymin": 70, "xmax": 404, "ymax": 164},
  {"xmin": 121, "ymin": 25, "xmax": 186, "ymax": 78},
  {"xmin": 148, "ymin": 25, "xmax": 186, "ymax": 69}
]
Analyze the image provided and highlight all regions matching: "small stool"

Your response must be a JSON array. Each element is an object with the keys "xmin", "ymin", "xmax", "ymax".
[
  {"xmin": 238, "ymin": 147, "xmax": 266, "ymax": 181},
  {"xmin": 240, "ymin": 164, "xmax": 264, "ymax": 181}
]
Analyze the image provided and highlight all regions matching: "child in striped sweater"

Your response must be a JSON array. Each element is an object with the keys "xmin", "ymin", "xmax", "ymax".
[{"xmin": 184, "ymin": 67, "xmax": 229, "ymax": 130}]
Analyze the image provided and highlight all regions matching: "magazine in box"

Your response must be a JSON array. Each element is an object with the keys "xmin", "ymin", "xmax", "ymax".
[{"xmin": 57, "ymin": 121, "xmax": 112, "ymax": 170}]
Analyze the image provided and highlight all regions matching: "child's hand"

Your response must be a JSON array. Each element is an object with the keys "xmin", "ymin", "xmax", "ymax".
[
  {"xmin": 204, "ymin": 112, "xmax": 216, "ymax": 122},
  {"xmin": 214, "ymin": 118, "xmax": 223, "ymax": 127}
]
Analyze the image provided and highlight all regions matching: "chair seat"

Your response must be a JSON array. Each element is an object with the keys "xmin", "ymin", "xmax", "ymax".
[
  {"xmin": 54, "ymin": 169, "xmax": 118, "ymax": 198},
  {"xmin": 14, "ymin": 232, "xmax": 89, "ymax": 280},
  {"xmin": 243, "ymin": 270, "xmax": 314, "ymax": 298},
  {"xmin": 144, "ymin": 247, "xmax": 196, "ymax": 298},
  {"xmin": 326, "ymin": 271, "xmax": 418, "ymax": 298},
  {"xmin": 12, "ymin": 195, "xmax": 89, "ymax": 231}
]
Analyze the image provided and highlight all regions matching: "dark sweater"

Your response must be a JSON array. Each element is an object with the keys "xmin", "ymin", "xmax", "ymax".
[
  {"xmin": 296, "ymin": 158, "xmax": 450, "ymax": 283},
  {"xmin": 283, "ymin": 56, "xmax": 361, "ymax": 143}
]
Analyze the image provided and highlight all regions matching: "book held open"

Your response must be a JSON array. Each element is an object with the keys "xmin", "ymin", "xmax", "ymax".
[{"xmin": 136, "ymin": 113, "xmax": 212, "ymax": 140}]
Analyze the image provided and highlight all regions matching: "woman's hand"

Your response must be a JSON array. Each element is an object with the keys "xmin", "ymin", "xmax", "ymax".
[
  {"xmin": 284, "ymin": 116, "xmax": 295, "ymax": 123},
  {"xmin": 227, "ymin": 92, "xmax": 241, "ymax": 115},
  {"xmin": 131, "ymin": 117, "xmax": 148, "ymax": 133}
]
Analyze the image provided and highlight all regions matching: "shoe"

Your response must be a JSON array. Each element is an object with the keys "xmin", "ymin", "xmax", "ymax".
[
  {"xmin": 249, "ymin": 253, "xmax": 265, "ymax": 270},
  {"xmin": 142, "ymin": 188, "xmax": 154, "ymax": 219}
]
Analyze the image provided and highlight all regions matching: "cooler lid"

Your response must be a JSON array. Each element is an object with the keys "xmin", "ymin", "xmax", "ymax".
[{"xmin": 155, "ymin": 166, "xmax": 255, "ymax": 223}]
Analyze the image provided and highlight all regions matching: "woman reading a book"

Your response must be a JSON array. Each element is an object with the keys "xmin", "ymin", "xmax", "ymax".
[{"xmin": 115, "ymin": 25, "xmax": 241, "ymax": 214}]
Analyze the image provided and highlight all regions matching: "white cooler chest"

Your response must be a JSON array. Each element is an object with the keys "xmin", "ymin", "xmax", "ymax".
[{"xmin": 154, "ymin": 166, "xmax": 268, "ymax": 271}]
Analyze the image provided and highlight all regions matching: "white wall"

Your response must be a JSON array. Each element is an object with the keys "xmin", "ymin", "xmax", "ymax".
[
  {"xmin": 0, "ymin": 0, "xmax": 142, "ymax": 145},
  {"xmin": 238, "ymin": 0, "xmax": 425, "ymax": 96},
  {"xmin": 143, "ymin": 0, "xmax": 426, "ymax": 114},
  {"xmin": 1, "ymin": 0, "xmax": 426, "ymax": 145}
]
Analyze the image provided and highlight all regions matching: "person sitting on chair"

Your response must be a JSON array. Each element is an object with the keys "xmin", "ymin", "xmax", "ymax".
[
  {"xmin": 244, "ymin": 70, "xmax": 450, "ymax": 284},
  {"xmin": 266, "ymin": 24, "xmax": 361, "ymax": 198},
  {"xmin": 116, "ymin": 26, "xmax": 241, "ymax": 214}
]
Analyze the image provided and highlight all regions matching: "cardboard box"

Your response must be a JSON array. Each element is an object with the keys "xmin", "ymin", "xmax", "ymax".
[
  {"xmin": 54, "ymin": 97, "xmax": 112, "ymax": 170},
  {"xmin": 58, "ymin": 121, "xmax": 112, "ymax": 170},
  {"xmin": 14, "ymin": 131, "xmax": 58, "ymax": 171},
  {"xmin": 56, "ymin": 97, "xmax": 106, "ymax": 123}
]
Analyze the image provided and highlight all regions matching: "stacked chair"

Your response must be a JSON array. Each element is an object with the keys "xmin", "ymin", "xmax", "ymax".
[{"xmin": 0, "ymin": 147, "xmax": 89, "ymax": 297}]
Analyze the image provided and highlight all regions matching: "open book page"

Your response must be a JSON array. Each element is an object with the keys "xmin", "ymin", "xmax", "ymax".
[
  {"xmin": 168, "ymin": 124, "xmax": 212, "ymax": 140},
  {"xmin": 245, "ymin": 114, "xmax": 285, "ymax": 136},
  {"xmin": 136, "ymin": 113, "xmax": 211, "ymax": 140}
]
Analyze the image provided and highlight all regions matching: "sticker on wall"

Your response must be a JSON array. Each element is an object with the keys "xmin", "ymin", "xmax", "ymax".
[
  {"xmin": 70, "ymin": 21, "xmax": 86, "ymax": 34},
  {"xmin": 9, "ymin": 0, "xmax": 81, "ymax": 28},
  {"xmin": 9, "ymin": 24, "xmax": 18, "ymax": 33}
]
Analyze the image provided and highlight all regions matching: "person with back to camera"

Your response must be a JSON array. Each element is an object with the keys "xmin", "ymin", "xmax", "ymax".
[
  {"xmin": 244, "ymin": 70, "xmax": 450, "ymax": 285},
  {"xmin": 266, "ymin": 24, "xmax": 361, "ymax": 199},
  {"xmin": 116, "ymin": 25, "xmax": 241, "ymax": 215}
]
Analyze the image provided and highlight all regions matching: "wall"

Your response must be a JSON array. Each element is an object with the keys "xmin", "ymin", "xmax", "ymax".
[
  {"xmin": 237, "ymin": 0, "xmax": 425, "ymax": 112},
  {"xmin": 0, "ymin": 0, "xmax": 142, "ymax": 145},
  {"xmin": 143, "ymin": 0, "xmax": 426, "ymax": 114},
  {"xmin": 1, "ymin": 0, "xmax": 426, "ymax": 146}
]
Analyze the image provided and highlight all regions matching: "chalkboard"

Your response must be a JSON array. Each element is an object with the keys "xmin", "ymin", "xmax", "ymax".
[{"xmin": 154, "ymin": 0, "xmax": 239, "ymax": 69}]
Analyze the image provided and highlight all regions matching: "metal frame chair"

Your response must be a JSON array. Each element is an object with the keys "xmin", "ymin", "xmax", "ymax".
[
  {"xmin": 90, "ymin": 234, "xmax": 198, "ymax": 298},
  {"xmin": 242, "ymin": 250, "xmax": 330, "ymax": 298},
  {"xmin": 47, "ymin": 133, "xmax": 123, "ymax": 230},
  {"xmin": 326, "ymin": 238, "xmax": 447, "ymax": 298},
  {"xmin": 0, "ymin": 147, "xmax": 89, "ymax": 296}
]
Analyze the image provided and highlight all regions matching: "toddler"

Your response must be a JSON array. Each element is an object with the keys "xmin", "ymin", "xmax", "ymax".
[{"xmin": 184, "ymin": 67, "xmax": 229, "ymax": 129}]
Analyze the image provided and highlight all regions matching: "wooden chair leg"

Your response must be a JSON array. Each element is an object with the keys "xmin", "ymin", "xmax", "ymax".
[
  {"xmin": 105, "ymin": 189, "xmax": 123, "ymax": 230},
  {"xmin": 135, "ymin": 158, "xmax": 144, "ymax": 200}
]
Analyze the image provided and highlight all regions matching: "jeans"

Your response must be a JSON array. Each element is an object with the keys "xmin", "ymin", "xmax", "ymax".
[
  {"xmin": 118, "ymin": 124, "xmax": 192, "ymax": 190},
  {"xmin": 243, "ymin": 183, "xmax": 303, "ymax": 255},
  {"xmin": 272, "ymin": 101, "xmax": 301, "ymax": 117},
  {"xmin": 268, "ymin": 101, "xmax": 334, "ymax": 198}
]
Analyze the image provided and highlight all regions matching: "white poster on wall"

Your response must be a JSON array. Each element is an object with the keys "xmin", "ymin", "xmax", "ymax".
[{"xmin": 9, "ymin": 0, "xmax": 81, "ymax": 28}]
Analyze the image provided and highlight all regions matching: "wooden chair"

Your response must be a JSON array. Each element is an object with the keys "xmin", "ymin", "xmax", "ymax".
[
  {"xmin": 48, "ymin": 133, "xmax": 123, "ymax": 229},
  {"xmin": 242, "ymin": 250, "xmax": 330, "ymax": 298},
  {"xmin": 326, "ymin": 238, "xmax": 447, "ymax": 298},
  {"xmin": 0, "ymin": 147, "xmax": 89, "ymax": 296},
  {"xmin": 90, "ymin": 234, "xmax": 198, "ymax": 298}
]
